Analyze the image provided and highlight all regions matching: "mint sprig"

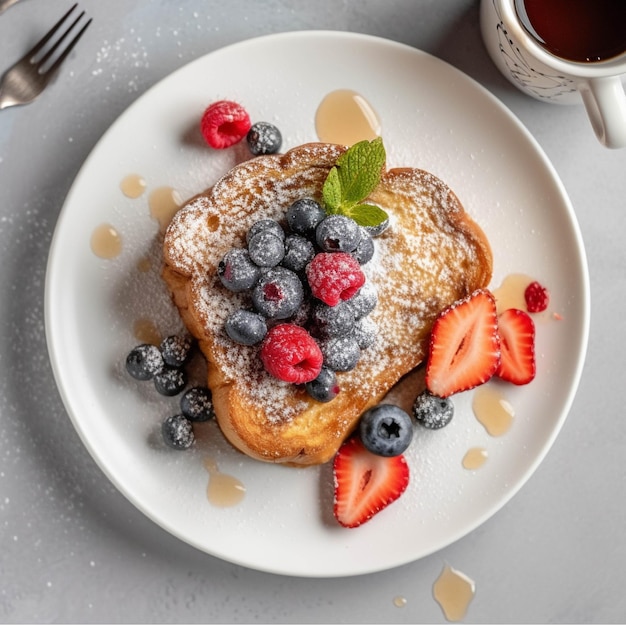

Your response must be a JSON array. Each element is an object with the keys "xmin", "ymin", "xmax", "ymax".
[{"xmin": 322, "ymin": 137, "xmax": 388, "ymax": 228}]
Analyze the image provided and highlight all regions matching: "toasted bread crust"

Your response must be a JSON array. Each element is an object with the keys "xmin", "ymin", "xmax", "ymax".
[{"xmin": 162, "ymin": 143, "xmax": 492, "ymax": 465}]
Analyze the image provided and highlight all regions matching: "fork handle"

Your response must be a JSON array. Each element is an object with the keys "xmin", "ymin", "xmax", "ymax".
[{"xmin": 0, "ymin": 0, "xmax": 22, "ymax": 14}]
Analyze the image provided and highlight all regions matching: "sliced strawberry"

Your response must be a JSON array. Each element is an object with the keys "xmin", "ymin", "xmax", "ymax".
[
  {"xmin": 425, "ymin": 289, "xmax": 500, "ymax": 398},
  {"xmin": 496, "ymin": 308, "xmax": 536, "ymax": 385},
  {"xmin": 333, "ymin": 437, "xmax": 409, "ymax": 528}
]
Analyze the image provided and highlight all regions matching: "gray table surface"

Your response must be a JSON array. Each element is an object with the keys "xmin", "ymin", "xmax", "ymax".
[{"xmin": 1, "ymin": 0, "xmax": 625, "ymax": 623}]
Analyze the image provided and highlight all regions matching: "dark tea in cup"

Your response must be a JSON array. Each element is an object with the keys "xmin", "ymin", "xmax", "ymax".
[{"xmin": 515, "ymin": 0, "xmax": 626, "ymax": 62}]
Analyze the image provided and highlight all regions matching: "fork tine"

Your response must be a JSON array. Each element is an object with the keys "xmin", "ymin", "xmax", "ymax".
[
  {"xmin": 38, "ymin": 10, "xmax": 86, "ymax": 70},
  {"xmin": 44, "ymin": 17, "xmax": 92, "ymax": 78},
  {"xmin": 27, "ymin": 3, "xmax": 78, "ymax": 61}
]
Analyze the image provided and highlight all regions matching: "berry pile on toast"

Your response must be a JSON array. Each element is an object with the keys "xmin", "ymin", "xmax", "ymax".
[{"xmin": 162, "ymin": 142, "xmax": 492, "ymax": 465}]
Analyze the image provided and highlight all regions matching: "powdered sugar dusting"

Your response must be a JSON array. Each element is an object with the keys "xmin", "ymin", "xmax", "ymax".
[{"xmin": 163, "ymin": 144, "xmax": 489, "ymax": 429}]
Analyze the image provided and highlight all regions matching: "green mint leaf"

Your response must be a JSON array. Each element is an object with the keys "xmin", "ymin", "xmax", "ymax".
[
  {"xmin": 321, "ymin": 137, "xmax": 386, "ymax": 216},
  {"xmin": 334, "ymin": 137, "xmax": 386, "ymax": 206},
  {"xmin": 321, "ymin": 166, "xmax": 342, "ymax": 213},
  {"xmin": 348, "ymin": 203, "xmax": 390, "ymax": 228}
]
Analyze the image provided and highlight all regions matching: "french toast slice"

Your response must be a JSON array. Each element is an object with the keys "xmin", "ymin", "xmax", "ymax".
[{"xmin": 162, "ymin": 143, "xmax": 492, "ymax": 465}]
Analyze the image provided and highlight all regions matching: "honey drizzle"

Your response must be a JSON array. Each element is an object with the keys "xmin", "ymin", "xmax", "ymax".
[
  {"xmin": 315, "ymin": 89, "xmax": 381, "ymax": 146},
  {"xmin": 492, "ymin": 273, "xmax": 534, "ymax": 314},
  {"xmin": 136, "ymin": 256, "xmax": 151, "ymax": 273},
  {"xmin": 472, "ymin": 386, "xmax": 515, "ymax": 437},
  {"xmin": 462, "ymin": 446, "xmax": 488, "ymax": 470},
  {"xmin": 204, "ymin": 458, "xmax": 246, "ymax": 507},
  {"xmin": 90, "ymin": 223, "xmax": 122, "ymax": 259},
  {"xmin": 133, "ymin": 318, "xmax": 161, "ymax": 345},
  {"xmin": 433, "ymin": 565, "xmax": 476, "ymax": 622},
  {"xmin": 120, "ymin": 173, "xmax": 147, "ymax": 198},
  {"xmin": 149, "ymin": 186, "xmax": 183, "ymax": 233}
]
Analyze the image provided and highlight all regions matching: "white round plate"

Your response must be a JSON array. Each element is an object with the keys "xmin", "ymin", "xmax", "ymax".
[{"xmin": 45, "ymin": 31, "xmax": 589, "ymax": 577}]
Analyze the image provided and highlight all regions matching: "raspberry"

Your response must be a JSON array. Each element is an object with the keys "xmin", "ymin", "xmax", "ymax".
[
  {"xmin": 200, "ymin": 100, "xmax": 251, "ymax": 149},
  {"xmin": 259, "ymin": 324, "xmax": 323, "ymax": 384},
  {"xmin": 524, "ymin": 280, "xmax": 550, "ymax": 313},
  {"xmin": 306, "ymin": 252, "xmax": 365, "ymax": 307}
]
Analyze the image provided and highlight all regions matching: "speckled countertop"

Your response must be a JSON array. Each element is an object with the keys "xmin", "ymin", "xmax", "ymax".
[{"xmin": 1, "ymin": 0, "xmax": 625, "ymax": 623}]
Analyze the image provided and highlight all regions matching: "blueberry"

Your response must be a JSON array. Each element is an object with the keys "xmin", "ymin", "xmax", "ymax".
[
  {"xmin": 217, "ymin": 248, "xmax": 261, "ymax": 292},
  {"xmin": 225, "ymin": 309, "xmax": 268, "ymax": 345},
  {"xmin": 319, "ymin": 335, "xmax": 361, "ymax": 372},
  {"xmin": 285, "ymin": 198, "xmax": 326, "ymax": 236},
  {"xmin": 288, "ymin": 299, "xmax": 313, "ymax": 327},
  {"xmin": 252, "ymin": 266, "xmax": 304, "ymax": 319},
  {"xmin": 161, "ymin": 414, "xmax": 195, "ymax": 450},
  {"xmin": 126, "ymin": 344, "xmax": 164, "ymax": 381},
  {"xmin": 311, "ymin": 301, "xmax": 355, "ymax": 338},
  {"xmin": 180, "ymin": 386, "xmax": 214, "ymax": 422},
  {"xmin": 246, "ymin": 122, "xmax": 282, "ymax": 156},
  {"xmin": 153, "ymin": 366, "xmax": 187, "ymax": 396},
  {"xmin": 281, "ymin": 234, "xmax": 315, "ymax": 272},
  {"xmin": 348, "ymin": 280, "xmax": 378, "ymax": 319},
  {"xmin": 160, "ymin": 335, "xmax": 192, "ymax": 368},
  {"xmin": 412, "ymin": 390, "xmax": 454, "ymax": 429},
  {"xmin": 316, "ymin": 214, "xmax": 361, "ymax": 252},
  {"xmin": 246, "ymin": 219, "xmax": 285, "ymax": 244},
  {"xmin": 305, "ymin": 366, "xmax": 340, "ymax": 402},
  {"xmin": 359, "ymin": 404, "xmax": 413, "ymax": 457},
  {"xmin": 352, "ymin": 229, "xmax": 375, "ymax": 265},
  {"xmin": 248, "ymin": 230, "xmax": 285, "ymax": 267},
  {"xmin": 352, "ymin": 316, "xmax": 377, "ymax": 350}
]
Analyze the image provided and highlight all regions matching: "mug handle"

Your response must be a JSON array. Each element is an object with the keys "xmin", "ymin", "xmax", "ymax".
[{"xmin": 579, "ymin": 76, "xmax": 626, "ymax": 149}]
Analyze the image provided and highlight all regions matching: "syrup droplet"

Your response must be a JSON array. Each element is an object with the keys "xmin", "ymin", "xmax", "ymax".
[
  {"xmin": 149, "ymin": 186, "xmax": 183, "ymax": 233},
  {"xmin": 492, "ymin": 273, "xmax": 534, "ymax": 314},
  {"xmin": 204, "ymin": 458, "xmax": 246, "ymax": 507},
  {"xmin": 393, "ymin": 596, "xmax": 407, "ymax": 608},
  {"xmin": 136, "ymin": 256, "xmax": 151, "ymax": 273},
  {"xmin": 120, "ymin": 174, "xmax": 147, "ymax": 198},
  {"xmin": 472, "ymin": 386, "xmax": 514, "ymax": 437},
  {"xmin": 315, "ymin": 89, "xmax": 381, "ymax": 145},
  {"xmin": 433, "ymin": 564, "xmax": 476, "ymax": 622},
  {"xmin": 90, "ymin": 223, "xmax": 122, "ymax": 259},
  {"xmin": 462, "ymin": 446, "xmax": 488, "ymax": 470},
  {"xmin": 133, "ymin": 318, "xmax": 161, "ymax": 345}
]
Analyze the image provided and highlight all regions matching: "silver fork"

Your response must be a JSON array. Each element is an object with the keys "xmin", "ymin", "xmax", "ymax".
[
  {"xmin": 0, "ymin": 0, "xmax": 24, "ymax": 15},
  {"xmin": 0, "ymin": 4, "xmax": 92, "ymax": 110}
]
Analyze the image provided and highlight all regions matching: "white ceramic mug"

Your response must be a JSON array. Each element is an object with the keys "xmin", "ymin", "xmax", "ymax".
[{"xmin": 480, "ymin": 0, "xmax": 626, "ymax": 148}]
